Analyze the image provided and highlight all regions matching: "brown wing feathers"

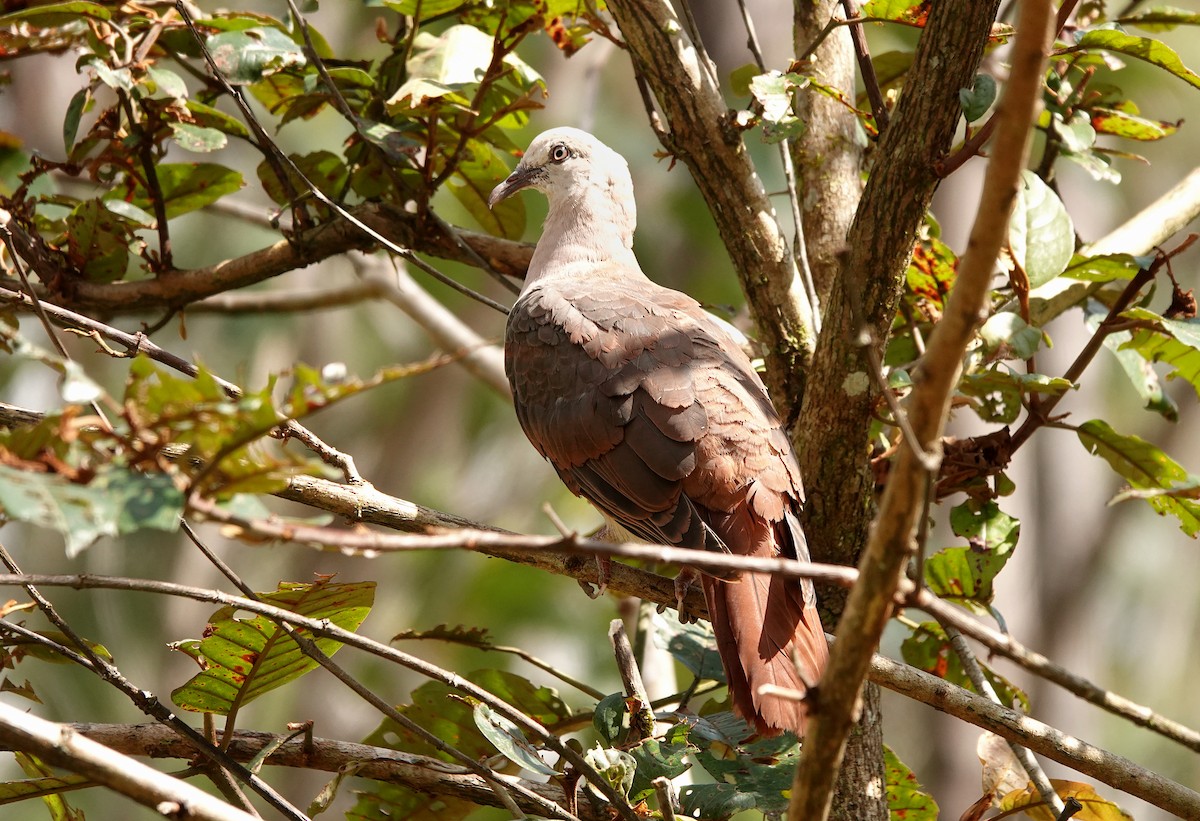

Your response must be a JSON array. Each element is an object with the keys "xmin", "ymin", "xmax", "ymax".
[{"xmin": 506, "ymin": 276, "xmax": 828, "ymax": 735}]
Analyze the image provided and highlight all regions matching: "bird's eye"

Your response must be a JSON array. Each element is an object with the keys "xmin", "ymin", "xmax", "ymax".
[{"xmin": 549, "ymin": 144, "xmax": 571, "ymax": 163}]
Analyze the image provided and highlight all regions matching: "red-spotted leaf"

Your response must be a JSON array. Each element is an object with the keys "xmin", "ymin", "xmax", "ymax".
[
  {"xmin": 901, "ymin": 621, "xmax": 1029, "ymax": 711},
  {"xmin": 885, "ymin": 746, "xmax": 939, "ymax": 821},
  {"xmin": 170, "ymin": 579, "xmax": 374, "ymax": 714},
  {"xmin": 1091, "ymin": 105, "xmax": 1179, "ymax": 140},
  {"xmin": 924, "ymin": 501, "xmax": 1020, "ymax": 613}
]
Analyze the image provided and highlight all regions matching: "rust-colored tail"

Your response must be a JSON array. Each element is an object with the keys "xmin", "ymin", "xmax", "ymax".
[{"xmin": 702, "ymin": 550, "xmax": 828, "ymax": 736}]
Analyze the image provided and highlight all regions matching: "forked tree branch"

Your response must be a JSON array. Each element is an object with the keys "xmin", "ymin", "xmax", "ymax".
[
  {"xmin": 788, "ymin": 2, "xmax": 1055, "ymax": 818},
  {"xmin": 604, "ymin": 0, "xmax": 816, "ymax": 412}
]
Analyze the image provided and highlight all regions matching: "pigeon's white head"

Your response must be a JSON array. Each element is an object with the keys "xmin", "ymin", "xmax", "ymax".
[{"xmin": 488, "ymin": 127, "xmax": 637, "ymax": 234}]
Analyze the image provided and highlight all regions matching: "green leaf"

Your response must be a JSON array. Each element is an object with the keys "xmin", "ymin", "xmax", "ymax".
[
  {"xmin": 869, "ymin": 50, "xmax": 915, "ymax": 96},
  {"xmin": 257, "ymin": 150, "xmax": 347, "ymax": 206},
  {"xmin": 978, "ymin": 312, "xmax": 1045, "ymax": 359},
  {"xmin": 0, "ymin": 0, "xmax": 109, "ymax": 24},
  {"xmin": 1117, "ymin": 6, "xmax": 1200, "ymax": 31},
  {"xmin": 651, "ymin": 611, "xmax": 725, "ymax": 682},
  {"xmin": 184, "ymin": 101, "xmax": 251, "ymax": 139},
  {"xmin": 1077, "ymin": 419, "xmax": 1200, "ymax": 536},
  {"xmin": 206, "ymin": 27, "xmax": 306, "ymax": 85},
  {"xmin": 884, "ymin": 746, "xmax": 939, "ymax": 821},
  {"xmin": 1062, "ymin": 252, "xmax": 1147, "ymax": 282},
  {"xmin": 1086, "ymin": 305, "xmax": 1178, "ymax": 420},
  {"xmin": 146, "ymin": 66, "xmax": 188, "ymax": 100},
  {"xmin": 583, "ymin": 745, "xmax": 636, "ymax": 798},
  {"xmin": 109, "ymin": 163, "xmax": 243, "ymax": 220},
  {"xmin": 1072, "ymin": 29, "xmax": 1200, "ymax": 89},
  {"xmin": 379, "ymin": 0, "xmax": 468, "ymax": 20},
  {"xmin": 64, "ymin": 198, "xmax": 137, "ymax": 283},
  {"xmin": 449, "ymin": 140, "xmax": 525, "ymax": 239},
  {"xmin": 959, "ymin": 369, "xmax": 1071, "ymax": 424},
  {"xmin": 86, "ymin": 58, "xmax": 134, "ymax": 92},
  {"xmin": 729, "ymin": 63, "xmax": 760, "ymax": 97},
  {"xmin": 8, "ymin": 630, "xmax": 113, "ymax": 665},
  {"xmin": 680, "ymin": 783, "xmax": 759, "ymax": 820},
  {"xmin": 925, "ymin": 501, "xmax": 1019, "ymax": 613},
  {"xmin": 1053, "ymin": 111, "xmax": 1097, "ymax": 154},
  {"xmin": 472, "ymin": 701, "xmax": 558, "ymax": 775},
  {"xmin": 748, "ymin": 70, "xmax": 806, "ymax": 142},
  {"xmin": 170, "ymin": 579, "xmax": 375, "ymax": 714},
  {"xmin": 688, "ymin": 730, "xmax": 800, "ymax": 816},
  {"xmin": 1120, "ymin": 307, "xmax": 1200, "ymax": 399},
  {"xmin": 0, "ymin": 463, "xmax": 183, "ymax": 557},
  {"xmin": 1010, "ymin": 170, "xmax": 1074, "ymax": 287},
  {"xmin": 6, "ymin": 752, "xmax": 88, "ymax": 820},
  {"xmin": 0, "ymin": 0, "xmax": 111, "ymax": 25},
  {"xmin": 593, "ymin": 692, "xmax": 627, "ymax": 744},
  {"xmin": 385, "ymin": 24, "xmax": 541, "ymax": 115},
  {"xmin": 862, "ymin": 0, "xmax": 927, "ymax": 21},
  {"xmin": 169, "ymin": 122, "xmax": 228, "ymax": 153},
  {"xmin": 62, "ymin": 88, "xmax": 91, "ymax": 154},
  {"xmin": 628, "ymin": 730, "xmax": 693, "ymax": 800},
  {"xmin": 350, "ymin": 669, "xmax": 571, "ymax": 820},
  {"xmin": 959, "ymin": 74, "xmax": 997, "ymax": 122}
]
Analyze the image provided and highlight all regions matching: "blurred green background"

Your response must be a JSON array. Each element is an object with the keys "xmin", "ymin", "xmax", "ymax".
[{"xmin": 1, "ymin": 1, "xmax": 1198, "ymax": 818}]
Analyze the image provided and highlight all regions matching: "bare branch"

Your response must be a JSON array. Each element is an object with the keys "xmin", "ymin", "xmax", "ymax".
[
  {"xmin": 5, "ymin": 724, "xmax": 612, "ymax": 821},
  {"xmin": 356, "ymin": 256, "xmax": 509, "ymax": 397},
  {"xmin": 0, "ymin": 703, "xmax": 259, "ymax": 821},
  {"xmin": 943, "ymin": 624, "xmax": 1065, "ymax": 815},
  {"xmin": 0, "ymin": 202, "xmax": 530, "ymax": 314},
  {"xmin": 4, "ymin": 576, "xmax": 1195, "ymax": 820},
  {"xmin": 867, "ymin": 655, "xmax": 1200, "ymax": 819}
]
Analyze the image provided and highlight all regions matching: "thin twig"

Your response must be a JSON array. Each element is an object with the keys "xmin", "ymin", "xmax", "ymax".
[
  {"xmin": 608, "ymin": 620, "xmax": 656, "ymax": 741},
  {"xmin": 0, "ymin": 217, "xmax": 113, "ymax": 429},
  {"xmin": 733, "ymin": 0, "xmax": 821, "ymax": 333},
  {"xmin": 4, "ymin": 575, "xmax": 1199, "ymax": 817},
  {"xmin": 0, "ymin": 546, "xmax": 310, "ymax": 821},
  {"xmin": 0, "ymin": 704, "xmax": 260, "ymax": 821},
  {"xmin": 840, "ymin": 0, "xmax": 889, "ymax": 131},
  {"xmin": 1009, "ymin": 239, "xmax": 1198, "ymax": 452},
  {"xmin": 180, "ymin": 521, "xmax": 558, "ymax": 821},
  {"xmin": 942, "ymin": 624, "xmax": 1065, "ymax": 815}
]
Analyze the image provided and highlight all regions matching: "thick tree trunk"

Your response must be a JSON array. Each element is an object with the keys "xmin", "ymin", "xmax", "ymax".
[{"xmin": 790, "ymin": 5, "xmax": 885, "ymax": 820}]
